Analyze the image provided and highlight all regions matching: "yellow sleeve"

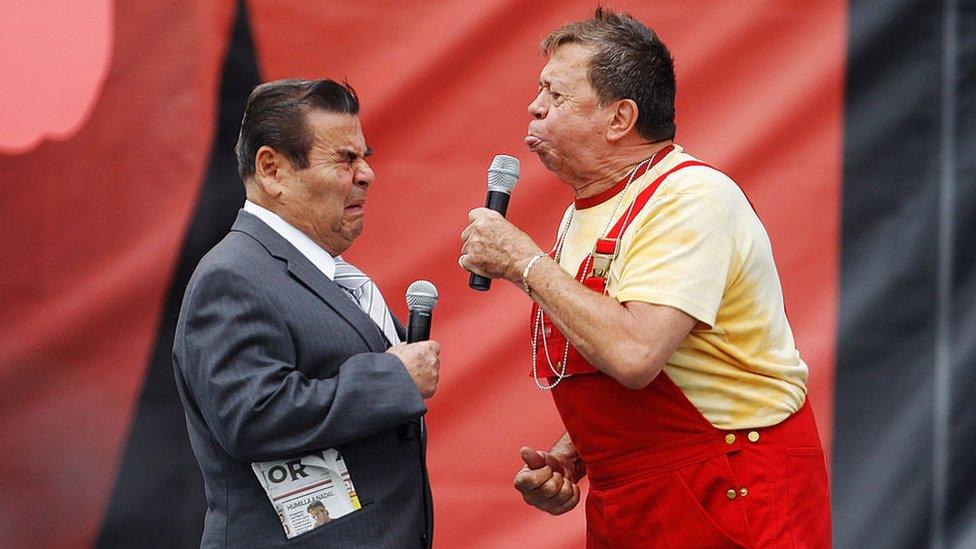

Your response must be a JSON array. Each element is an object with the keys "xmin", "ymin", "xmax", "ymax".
[{"xmin": 612, "ymin": 187, "xmax": 736, "ymax": 328}]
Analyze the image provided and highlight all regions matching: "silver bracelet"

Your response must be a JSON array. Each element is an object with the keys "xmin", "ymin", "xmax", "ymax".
[{"xmin": 521, "ymin": 252, "xmax": 548, "ymax": 295}]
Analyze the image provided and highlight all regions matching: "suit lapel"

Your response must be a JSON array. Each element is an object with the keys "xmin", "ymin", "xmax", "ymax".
[{"xmin": 230, "ymin": 210, "xmax": 389, "ymax": 351}]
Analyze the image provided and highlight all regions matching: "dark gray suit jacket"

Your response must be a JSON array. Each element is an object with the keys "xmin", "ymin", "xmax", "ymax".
[{"xmin": 174, "ymin": 210, "xmax": 432, "ymax": 548}]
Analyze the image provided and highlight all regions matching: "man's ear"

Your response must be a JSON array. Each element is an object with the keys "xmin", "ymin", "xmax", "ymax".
[
  {"xmin": 607, "ymin": 99, "xmax": 639, "ymax": 143},
  {"xmin": 253, "ymin": 145, "xmax": 285, "ymax": 198}
]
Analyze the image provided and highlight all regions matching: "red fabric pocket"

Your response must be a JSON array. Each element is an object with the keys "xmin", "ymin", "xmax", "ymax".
[{"xmin": 584, "ymin": 455, "xmax": 754, "ymax": 548}]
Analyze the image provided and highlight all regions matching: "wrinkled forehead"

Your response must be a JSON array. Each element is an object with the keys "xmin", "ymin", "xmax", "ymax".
[{"xmin": 540, "ymin": 43, "xmax": 596, "ymax": 88}]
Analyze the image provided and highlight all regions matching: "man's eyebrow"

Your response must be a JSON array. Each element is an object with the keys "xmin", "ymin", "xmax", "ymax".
[
  {"xmin": 337, "ymin": 147, "xmax": 372, "ymax": 160},
  {"xmin": 539, "ymin": 78, "xmax": 563, "ymax": 93}
]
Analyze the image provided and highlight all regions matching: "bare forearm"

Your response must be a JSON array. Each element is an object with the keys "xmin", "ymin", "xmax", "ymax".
[
  {"xmin": 459, "ymin": 208, "xmax": 695, "ymax": 388},
  {"xmin": 523, "ymin": 257, "xmax": 672, "ymax": 387}
]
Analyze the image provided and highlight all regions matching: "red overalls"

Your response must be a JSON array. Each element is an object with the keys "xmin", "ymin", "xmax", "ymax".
[{"xmin": 530, "ymin": 158, "xmax": 831, "ymax": 548}]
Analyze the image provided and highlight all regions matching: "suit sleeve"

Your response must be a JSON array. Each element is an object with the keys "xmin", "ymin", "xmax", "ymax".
[{"xmin": 175, "ymin": 267, "xmax": 426, "ymax": 462}]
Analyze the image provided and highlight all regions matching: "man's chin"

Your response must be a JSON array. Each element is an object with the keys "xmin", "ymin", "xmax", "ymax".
[
  {"xmin": 536, "ymin": 151, "xmax": 559, "ymax": 172},
  {"xmin": 342, "ymin": 221, "xmax": 364, "ymax": 243}
]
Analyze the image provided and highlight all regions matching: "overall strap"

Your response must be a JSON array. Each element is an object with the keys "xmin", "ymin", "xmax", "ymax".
[{"xmin": 590, "ymin": 160, "xmax": 712, "ymax": 279}]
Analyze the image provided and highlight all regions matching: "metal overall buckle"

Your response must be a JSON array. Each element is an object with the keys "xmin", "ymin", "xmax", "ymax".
[{"xmin": 590, "ymin": 237, "xmax": 620, "ymax": 278}]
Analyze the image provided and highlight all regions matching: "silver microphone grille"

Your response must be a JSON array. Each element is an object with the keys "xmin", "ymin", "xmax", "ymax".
[
  {"xmin": 405, "ymin": 280, "xmax": 438, "ymax": 313},
  {"xmin": 487, "ymin": 154, "xmax": 520, "ymax": 194}
]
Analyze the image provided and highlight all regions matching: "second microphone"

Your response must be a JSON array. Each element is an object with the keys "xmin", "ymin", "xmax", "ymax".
[{"xmin": 469, "ymin": 154, "xmax": 520, "ymax": 291}]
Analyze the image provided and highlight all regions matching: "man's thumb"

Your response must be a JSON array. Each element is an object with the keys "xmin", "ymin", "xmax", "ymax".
[{"xmin": 520, "ymin": 447, "xmax": 547, "ymax": 469}]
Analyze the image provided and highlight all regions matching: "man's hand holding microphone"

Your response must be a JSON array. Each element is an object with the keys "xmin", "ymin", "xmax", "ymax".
[{"xmin": 386, "ymin": 280, "xmax": 441, "ymax": 399}]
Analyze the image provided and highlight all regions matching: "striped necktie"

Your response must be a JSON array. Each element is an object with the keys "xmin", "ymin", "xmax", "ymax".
[{"xmin": 333, "ymin": 257, "xmax": 400, "ymax": 346}]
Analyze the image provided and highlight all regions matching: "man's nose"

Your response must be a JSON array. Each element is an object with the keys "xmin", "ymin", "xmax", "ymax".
[
  {"xmin": 357, "ymin": 161, "xmax": 374, "ymax": 187},
  {"xmin": 528, "ymin": 93, "xmax": 547, "ymax": 119}
]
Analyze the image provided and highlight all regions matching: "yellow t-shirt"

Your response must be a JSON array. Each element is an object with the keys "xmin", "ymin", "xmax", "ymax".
[{"xmin": 555, "ymin": 144, "xmax": 807, "ymax": 430}]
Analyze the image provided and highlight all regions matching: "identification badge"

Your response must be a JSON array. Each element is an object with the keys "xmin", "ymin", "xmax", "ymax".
[{"xmin": 252, "ymin": 448, "xmax": 362, "ymax": 539}]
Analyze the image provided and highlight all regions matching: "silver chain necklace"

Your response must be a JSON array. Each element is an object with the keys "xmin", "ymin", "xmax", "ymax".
[{"xmin": 530, "ymin": 157, "xmax": 654, "ymax": 390}]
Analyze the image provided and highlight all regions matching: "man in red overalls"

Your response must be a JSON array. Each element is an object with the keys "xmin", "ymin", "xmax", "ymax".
[{"xmin": 460, "ymin": 8, "xmax": 831, "ymax": 548}]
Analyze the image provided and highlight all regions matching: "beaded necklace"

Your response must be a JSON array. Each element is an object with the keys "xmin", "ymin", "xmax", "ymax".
[{"xmin": 530, "ymin": 156, "xmax": 655, "ymax": 390}]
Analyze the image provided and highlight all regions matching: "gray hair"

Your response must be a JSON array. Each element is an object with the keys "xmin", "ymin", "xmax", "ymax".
[{"xmin": 541, "ymin": 7, "xmax": 676, "ymax": 142}]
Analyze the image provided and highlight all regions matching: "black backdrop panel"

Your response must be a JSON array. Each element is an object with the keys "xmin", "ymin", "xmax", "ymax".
[
  {"xmin": 836, "ymin": 1, "xmax": 976, "ymax": 548},
  {"xmin": 95, "ymin": 3, "xmax": 257, "ymax": 546},
  {"xmin": 948, "ymin": 3, "xmax": 976, "ymax": 548}
]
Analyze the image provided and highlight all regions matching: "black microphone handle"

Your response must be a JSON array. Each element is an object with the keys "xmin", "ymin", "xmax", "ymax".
[
  {"xmin": 469, "ymin": 190, "xmax": 512, "ymax": 291},
  {"xmin": 406, "ymin": 310, "xmax": 432, "ymax": 343},
  {"xmin": 401, "ymin": 308, "xmax": 432, "ymax": 441}
]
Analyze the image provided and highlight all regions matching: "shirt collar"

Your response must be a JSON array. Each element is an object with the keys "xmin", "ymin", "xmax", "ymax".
[{"xmin": 243, "ymin": 200, "xmax": 337, "ymax": 280}]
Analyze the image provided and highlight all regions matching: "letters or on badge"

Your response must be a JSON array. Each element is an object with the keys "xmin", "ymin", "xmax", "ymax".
[{"xmin": 252, "ymin": 449, "xmax": 362, "ymax": 539}]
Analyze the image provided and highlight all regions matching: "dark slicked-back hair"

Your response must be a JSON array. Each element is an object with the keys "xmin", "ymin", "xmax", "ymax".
[
  {"xmin": 235, "ymin": 79, "xmax": 360, "ymax": 180},
  {"xmin": 541, "ymin": 7, "xmax": 676, "ymax": 142}
]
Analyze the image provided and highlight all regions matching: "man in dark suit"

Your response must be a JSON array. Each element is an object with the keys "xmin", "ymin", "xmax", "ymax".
[{"xmin": 173, "ymin": 79, "xmax": 440, "ymax": 548}]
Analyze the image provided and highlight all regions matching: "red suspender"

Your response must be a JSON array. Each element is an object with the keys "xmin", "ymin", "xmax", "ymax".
[
  {"xmin": 588, "ymin": 160, "xmax": 711, "ymax": 281},
  {"xmin": 603, "ymin": 160, "xmax": 710, "ymax": 244}
]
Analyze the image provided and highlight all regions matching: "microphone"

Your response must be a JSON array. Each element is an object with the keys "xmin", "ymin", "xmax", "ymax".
[
  {"xmin": 405, "ymin": 280, "xmax": 438, "ymax": 343},
  {"xmin": 401, "ymin": 281, "xmax": 438, "ymax": 441},
  {"xmin": 469, "ymin": 154, "xmax": 520, "ymax": 291}
]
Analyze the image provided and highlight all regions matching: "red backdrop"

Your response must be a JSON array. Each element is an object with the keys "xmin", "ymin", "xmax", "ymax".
[{"xmin": 0, "ymin": 1, "xmax": 844, "ymax": 546}]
